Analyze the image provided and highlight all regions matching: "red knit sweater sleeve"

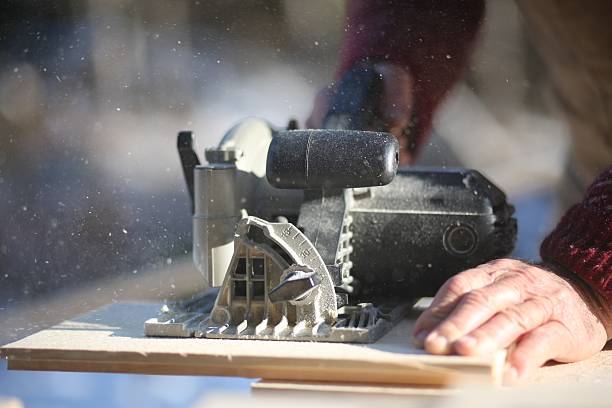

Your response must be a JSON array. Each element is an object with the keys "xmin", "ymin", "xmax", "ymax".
[
  {"xmin": 541, "ymin": 166, "xmax": 612, "ymax": 301},
  {"xmin": 338, "ymin": 0, "xmax": 485, "ymax": 158}
]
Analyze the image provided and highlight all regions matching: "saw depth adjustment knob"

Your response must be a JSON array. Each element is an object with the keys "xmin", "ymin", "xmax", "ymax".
[{"xmin": 268, "ymin": 266, "xmax": 320, "ymax": 304}]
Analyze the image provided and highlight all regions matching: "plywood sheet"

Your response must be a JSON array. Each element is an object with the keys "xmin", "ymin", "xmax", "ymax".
[
  {"xmin": 0, "ymin": 302, "xmax": 505, "ymax": 386},
  {"xmin": 251, "ymin": 379, "xmax": 459, "ymax": 398}
]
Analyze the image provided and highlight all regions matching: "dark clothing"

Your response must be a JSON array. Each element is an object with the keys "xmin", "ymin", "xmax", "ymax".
[
  {"xmin": 541, "ymin": 166, "xmax": 612, "ymax": 301},
  {"xmin": 339, "ymin": 0, "xmax": 612, "ymax": 300},
  {"xmin": 338, "ymin": 0, "xmax": 484, "ymax": 160}
]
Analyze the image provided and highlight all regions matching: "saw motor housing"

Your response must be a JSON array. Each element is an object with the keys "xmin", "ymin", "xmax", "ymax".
[{"xmin": 144, "ymin": 118, "xmax": 517, "ymax": 343}]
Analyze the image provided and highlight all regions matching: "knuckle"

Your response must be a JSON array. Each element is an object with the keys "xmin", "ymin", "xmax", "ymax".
[
  {"xmin": 445, "ymin": 274, "xmax": 471, "ymax": 296},
  {"xmin": 531, "ymin": 297, "xmax": 555, "ymax": 321},
  {"xmin": 498, "ymin": 307, "xmax": 530, "ymax": 332},
  {"xmin": 548, "ymin": 283, "xmax": 575, "ymax": 305},
  {"xmin": 491, "ymin": 269, "xmax": 522, "ymax": 284},
  {"xmin": 508, "ymin": 350, "xmax": 530, "ymax": 374},
  {"xmin": 559, "ymin": 284, "xmax": 577, "ymax": 302},
  {"xmin": 463, "ymin": 289, "xmax": 491, "ymax": 309},
  {"xmin": 514, "ymin": 270, "xmax": 539, "ymax": 287},
  {"xmin": 437, "ymin": 319, "xmax": 462, "ymax": 336},
  {"xmin": 524, "ymin": 265, "xmax": 546, "ymax": 278},
  {"xmin": 429, "ymin": 304, "xmax": 451, "ymax": 318},
  {"xmin": 486, "ymin": 258, "xmax": 516, "ymax": 269},
  {"xmin": 512, "ymin": 264, "xmax": 550, "ymax": 287}
]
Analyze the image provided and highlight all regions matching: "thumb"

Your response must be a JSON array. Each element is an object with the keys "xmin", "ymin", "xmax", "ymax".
[
  {"xmin": 305, "ymin": 85, "xmax": 335, "ymax": 129},
  {"xmin": 374, "ymin": 63, "xmax": 414, "ymax": 163},
  {"xmin": 374, "ymin": 63, "xmax": 413, "ymax": 131}
]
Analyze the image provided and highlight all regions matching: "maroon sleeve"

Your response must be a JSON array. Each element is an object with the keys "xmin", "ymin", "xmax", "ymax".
[
  {"xmin": 541, "ymin": 166, "xmax": 612, "ymax": 301},
  {"xmin": 338, "ymin": 0, "xmax": 485, "ymax": 159}
]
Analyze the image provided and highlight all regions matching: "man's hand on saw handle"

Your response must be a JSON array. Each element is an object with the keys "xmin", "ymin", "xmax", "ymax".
[
  {"xmin": 413, "ymin": 259, "xmax": 612, "ymax": 383},
  {"xmin": 306, "ymin": 63, "xmax": 414, "ymax": 165}
]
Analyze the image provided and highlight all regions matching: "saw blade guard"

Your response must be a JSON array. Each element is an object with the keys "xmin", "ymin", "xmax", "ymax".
[{"xmin": 207, "ymin": 216, "xmax": 338, "ymax": 337}]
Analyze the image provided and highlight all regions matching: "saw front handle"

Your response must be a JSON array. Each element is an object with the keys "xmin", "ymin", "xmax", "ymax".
[{"xmin": 266, "ymin": 129, "xmax": 399, "ymax": 190}]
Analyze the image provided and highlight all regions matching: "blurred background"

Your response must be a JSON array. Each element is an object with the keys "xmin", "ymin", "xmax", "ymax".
[{"xmin": 0, "ymin": 0, "xmax": 570, "ymax": 406}]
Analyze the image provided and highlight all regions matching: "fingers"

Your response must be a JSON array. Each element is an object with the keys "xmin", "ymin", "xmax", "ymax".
[
  {"xmin": 374, "ymin": 63, "xmax": 413, "ymax": 130},
  {"xmin": 423, "ymin": 277, "xmax": 524, "ymax": 354},
  {"xmin": 374, "ymin": 63, "xmax": 413, "ymax": 164},
  {"xmin": 307, "ymin": 63, "xmax": 413, "ymax": 143},
  {"xmin": 453, "ymin": 297, "xmax": 554, "ymax": 355},
  {"xmin": 412, "ymin": 266, "xmax": 497, "ymax": 342},
  {"xmin": 410, "ymin": 259, "xmax": 607, "ymax": 383},
  {"xmin": 305, "ymin": 86, "xmax": 333, "ymax": 129},
  {"xmin": 504, "ymin": 321, "xmax": 570, "ymax": 383},
  {"xmin": 413, "ymin": 260, "xmax": 527, "ymax": 343}
]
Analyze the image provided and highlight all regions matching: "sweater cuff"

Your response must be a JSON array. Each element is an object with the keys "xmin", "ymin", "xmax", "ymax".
[{"xmin": 540, "ymin": 168, "xmax": 612, "ymax": 301}]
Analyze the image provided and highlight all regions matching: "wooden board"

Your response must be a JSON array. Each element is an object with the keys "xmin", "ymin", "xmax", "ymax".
[
  {"xmin": 251, "ymin": 379, "xmax": 460, "ymax": 398},
  {"xmin": 251, "ymin": 348, "xmax": 612, "ymax": 395},
  {"xmin": 0, "ymin": 302, "xmax": 505, "ymax": 386}
]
